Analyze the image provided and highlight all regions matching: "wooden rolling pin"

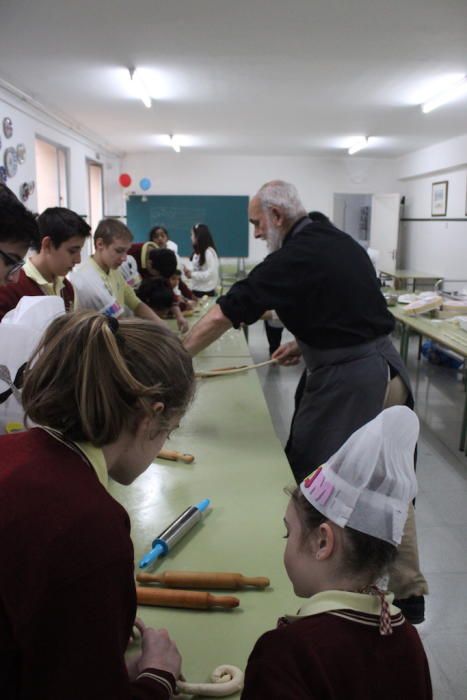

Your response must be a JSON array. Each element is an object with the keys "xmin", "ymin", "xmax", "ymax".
[
  {"xmin": 158, "ymin": 448, "xmax": 195, "ymax": 464},
  {"xmin": 136, "ymin": 587, "xmax": 239, "ymax": 610},
  {"xmin": 196, "ymin": 359, "xmax": 277, "ymax": 378},
  {"xmin": 137, "ymin": 570, "xmax": 270, "ymax": 590},
  {"xmin": 210, "ymin": 364, "xmax": 249, "ymax": 372}
]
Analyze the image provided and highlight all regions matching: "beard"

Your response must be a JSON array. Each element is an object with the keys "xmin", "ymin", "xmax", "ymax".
[{"xmin": 266, "ymin": 221, "xmax": 283, "ymax": 253}]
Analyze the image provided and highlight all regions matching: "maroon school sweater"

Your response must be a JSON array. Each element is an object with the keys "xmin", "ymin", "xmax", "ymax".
[
  {"xmin": 0, "ymin": 269, "xmax": 75, "ymax": 320},
  {"xmin": 0, "ymin": 429, "xmax": 175, "ymax": 699},
  {"xmin": 242, "ymin": 609, "xmax": 432, "ymax": 700}
]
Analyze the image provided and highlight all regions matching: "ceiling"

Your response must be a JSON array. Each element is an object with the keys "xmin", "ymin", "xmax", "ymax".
[{"xmin": 1, "ymin": 0, "xmax": 466, "ymax": 158}]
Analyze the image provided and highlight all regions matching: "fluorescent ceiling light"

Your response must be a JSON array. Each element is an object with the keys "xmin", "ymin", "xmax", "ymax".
[
  {"xmin": 348, "ymin": 137, "xmax": 370, "ymax": 155},
  {"xmin": 129, "ymin": 68, "xmax": 152, "ymax": 108},
  {"xmin": 421, "ymin": 75, "xmax": 467, "ymax": 113},
  {"xmin": 169, "ymin": 134, "xmax": 181, "ymax": 153}
]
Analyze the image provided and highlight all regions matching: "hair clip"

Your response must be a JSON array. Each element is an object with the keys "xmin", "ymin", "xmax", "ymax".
[{"xmin": 107, "ymin": 316, "xmax": 119, "ymax": 335}]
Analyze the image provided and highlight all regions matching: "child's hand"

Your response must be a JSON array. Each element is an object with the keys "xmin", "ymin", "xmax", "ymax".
[
  {"xmin": 127, "ymin": 619, "xmax": 182, "ymax": 680},
  {"xmin": 139, "ymin": 625, "xmax": 182, "ymax": 678},
  {"xmin": 178, "ymin": 317, "xmax": 189, "ymax": 334}
]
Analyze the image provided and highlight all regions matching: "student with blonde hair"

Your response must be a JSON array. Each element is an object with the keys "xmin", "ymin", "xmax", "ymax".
[
  {"xmin": 0, "ymin": 311, "xmax": 194, "ymax": 698},
  {"xmin": 71, "ymin": 218, "xmax": 162, "ymax": 322}
]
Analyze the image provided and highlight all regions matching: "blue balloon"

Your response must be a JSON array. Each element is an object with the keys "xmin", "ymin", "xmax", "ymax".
[{"xmin": 140, "ymin": 177, "xmax": 151, "ymax": 191}]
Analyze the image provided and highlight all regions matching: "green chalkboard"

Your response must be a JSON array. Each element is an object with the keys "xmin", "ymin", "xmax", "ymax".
[{"xmin": 126, "ymin": 195, "xmax": 249, "ymax": 257}]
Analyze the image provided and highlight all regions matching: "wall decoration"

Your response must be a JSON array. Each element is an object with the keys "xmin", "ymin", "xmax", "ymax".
[
  {"xmin": 139, "ymin": 177, "xmax": 151, "ymax": 191},
  {"xmin": 16, "ymin": 143, "xmax": 26, "ymax": 164},
  {"xmin": 19, "ymin": 182, "xmax": 32, "ymax": 202},
  {"xmin": 431, "ymin": 180, "xmax": 448, "ymax": 217},
  {"xmin": 2, "ymin": 117, "xmax": 13, "ymax": 139},
  {"xmin": 28, "ymin": 180, "xmax": 35, "ymax": 195},
  {"xmin": 0, "ymin": 166, "xmax": 7, "ymax": 185},
  {"xmin": 4, "ymin": 147, "xmax": 18, "ymax": 178},
  {"xmin": 118, "ymin": 173, "xmax": 132, "ymax": 187}
]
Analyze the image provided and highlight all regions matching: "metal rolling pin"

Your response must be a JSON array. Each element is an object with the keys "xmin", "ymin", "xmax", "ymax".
[{"xmin": 138, "ymin": 498, "xmax": 210, "ymax": 569}]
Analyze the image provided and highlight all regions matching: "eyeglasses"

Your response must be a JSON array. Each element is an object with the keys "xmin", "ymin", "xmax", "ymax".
[{"xmin": 0, "ymin": 249, "xmax": 25, "ymax": 282}]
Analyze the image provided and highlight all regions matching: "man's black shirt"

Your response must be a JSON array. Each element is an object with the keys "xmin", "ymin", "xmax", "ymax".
[{"xmin": 217, "ymin": 218, "xmax": 394, "ymax": 349}]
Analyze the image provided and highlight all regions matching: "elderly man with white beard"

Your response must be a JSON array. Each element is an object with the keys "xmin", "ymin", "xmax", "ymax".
[
  {"xmin": 184, "ymin": 179, "xmax": 414, "ymax": 476},
  {"xmin": 184, "ymin": 180, "xmax": 428, "ymax": 624},
  {"xmin": 183, "ymin": 180, "xmax": 428, "ymax": 623}
]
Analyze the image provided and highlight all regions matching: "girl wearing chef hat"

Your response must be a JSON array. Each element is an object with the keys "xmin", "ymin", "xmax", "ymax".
[{"xmin": 242, "ymin": 406, "xmax": 432, "ymax": 700}]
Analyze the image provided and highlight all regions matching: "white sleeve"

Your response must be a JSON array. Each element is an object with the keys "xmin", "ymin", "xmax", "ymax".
[
  {"xmin": 191, "ymin": 248, "xmax": 219, "ymax": 287},
  {"xmin": 69, "ymin": 265, "xmax": 114, "ymax": 312}
]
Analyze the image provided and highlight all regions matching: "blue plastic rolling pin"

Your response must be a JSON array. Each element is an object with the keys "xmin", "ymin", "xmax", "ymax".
[{"xmin": 138, "ymin": 498, "xmax": 211, "ymax": 569}]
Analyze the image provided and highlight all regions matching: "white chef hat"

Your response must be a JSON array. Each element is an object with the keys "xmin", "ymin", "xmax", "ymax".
[{"xmin": 299, "ymin": 406, "xmax": 419, "ymax": 545}]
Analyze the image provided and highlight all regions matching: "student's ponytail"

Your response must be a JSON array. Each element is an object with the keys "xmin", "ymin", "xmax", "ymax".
[{"xmin": 22, "ymin": 311, "xmax": 194, "ymax": 446}]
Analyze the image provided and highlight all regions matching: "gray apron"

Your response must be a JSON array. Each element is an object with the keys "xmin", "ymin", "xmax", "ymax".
[{"xmin": 285, "ymin": 335, "xmax": 413, "ymax": 483}]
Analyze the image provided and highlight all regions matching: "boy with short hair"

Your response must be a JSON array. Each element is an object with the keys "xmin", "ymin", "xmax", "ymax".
[
  {"xmin": 0, "ymin": 184, "xmax": 40, "ymax": 287},
  {"xmin": 0, "ymin": 206, "xmax": 89, "ymax": 319},
  {"xmin": 70, "ymin": 218, "xmax": 163, "ymax": 323}
]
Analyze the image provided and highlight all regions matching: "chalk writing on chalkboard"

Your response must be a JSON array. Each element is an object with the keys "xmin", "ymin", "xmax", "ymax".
[{"xmin": 127, "ymin": 195, "xmax": 249, "ymax": 258}]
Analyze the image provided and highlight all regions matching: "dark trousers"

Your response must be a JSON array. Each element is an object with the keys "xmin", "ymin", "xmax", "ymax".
[{"xmin": 263, "ymin": 321, "xmax": 283, "ymax": 355}]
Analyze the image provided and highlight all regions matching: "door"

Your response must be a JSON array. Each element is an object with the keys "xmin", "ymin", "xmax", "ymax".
[
  {"xmin": 369, "ymin": 194, "xmax": 402, "ymax": 275},
  {"xmin": 86, "ymin": 161, "xmax": 104, "ymax": 255},
  {"xmin": 35, "ymin": 137, "xmax": 68, "ymax": 212}
]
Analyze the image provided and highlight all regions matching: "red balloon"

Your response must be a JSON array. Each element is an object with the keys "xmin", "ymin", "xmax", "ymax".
[{"xmin": 119, "ymin": 173, "xmax": 132, "ymax": 188}]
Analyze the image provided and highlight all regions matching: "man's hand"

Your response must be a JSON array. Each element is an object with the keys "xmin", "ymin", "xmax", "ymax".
[{"xmin": 272, "ymin": 340, "xmax": 302, "ymax": 366}]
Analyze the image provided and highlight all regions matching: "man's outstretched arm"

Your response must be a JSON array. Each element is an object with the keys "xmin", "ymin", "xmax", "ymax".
[{"xmin": 183, "ymin": 303, "xmax": 233, "ymax": 356}]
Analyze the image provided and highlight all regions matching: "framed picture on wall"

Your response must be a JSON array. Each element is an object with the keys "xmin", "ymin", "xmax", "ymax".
[{"xmin": 431, "ymin": 180, "xmax": 448, "ymax": 217}]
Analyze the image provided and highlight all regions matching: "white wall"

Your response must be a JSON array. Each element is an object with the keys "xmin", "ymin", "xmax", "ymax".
[
  {"xmin": 333, "ymin": 193, "xmax": 372, "ymax": 242},
  {"xmin": 397, "ymin": 133, "xmax": 467, "ymax": 284},
  {"xmin": 0, "ymin": 86, "xmax": 122, "ymax": 222},
  {"xmin": 122, "ymin": 152, "xmax": 398, "ymax": 263}
]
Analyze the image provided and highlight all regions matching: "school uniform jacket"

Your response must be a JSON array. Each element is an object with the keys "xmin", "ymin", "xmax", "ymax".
[
  {"xmin": 0, "ymin": 428, "xmax": 175, "ymax": 700},
  {"xmin": 241, "ymin": 590, "xmax": 432, "ymax": 700},
  {"xmin": 0, "ymin": 269, "xmax": 75, "ymax": 320}
]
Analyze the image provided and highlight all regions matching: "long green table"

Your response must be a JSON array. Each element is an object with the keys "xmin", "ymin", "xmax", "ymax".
[
  {"xmin": 110, "ymin": 313, "xmax": 298, "ymax": 697},
  {"xmin": 390, "ymin": 304, "xmax": 467, "ymax": 452}
]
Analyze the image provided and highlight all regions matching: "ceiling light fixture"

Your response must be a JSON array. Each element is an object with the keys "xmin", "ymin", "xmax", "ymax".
[
  {"xmin": 129, "ymin": 68, "xmax": 152, "ymax": 109},
  {"xmin": 421, "ymin": 75, "xmax": 467, "ymax": 113},
  {"xmin": 169, "ymin": 134, "xmax": 181, "ymax": 153},
  {"xmin": 348, "ymin": 137, "xmax": 370, "ymax": 155}
]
